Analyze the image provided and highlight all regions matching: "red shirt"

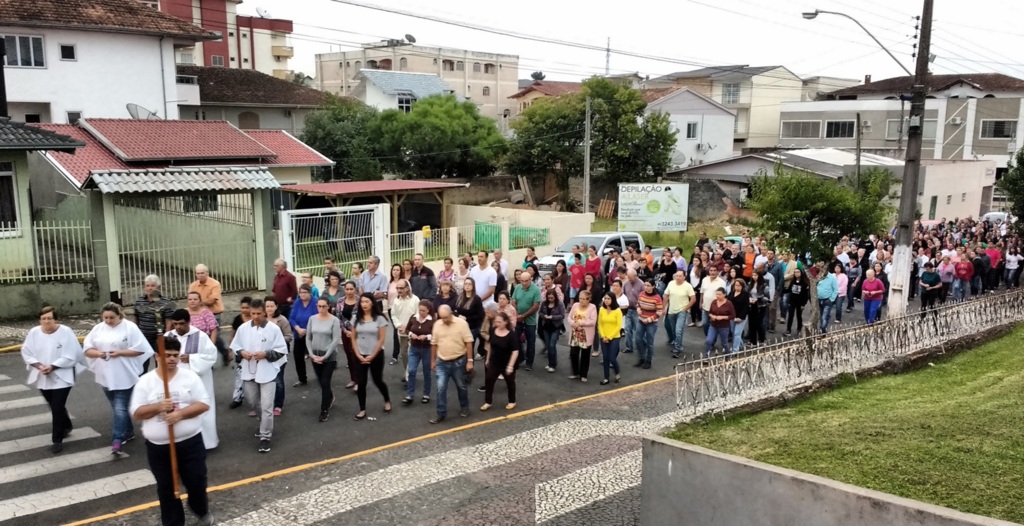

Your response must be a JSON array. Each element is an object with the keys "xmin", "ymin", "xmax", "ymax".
[
  {"xmin": 585, "ymin": 257, "xmax": 602, "ymax": 279},
  {"xmin": 569, "ymin": 264, "xmax": 585, "ymax": 289},
  {"xmin": 272, "ymin": 270, "xmax": 298, "ymax": 306},
  {"xmin": 861, "ymin": 278, "xmax": 885, "ymax": 301},
  {"xmin": 954, "ymin": 261, "xmax": 973, "ymax": 280}
]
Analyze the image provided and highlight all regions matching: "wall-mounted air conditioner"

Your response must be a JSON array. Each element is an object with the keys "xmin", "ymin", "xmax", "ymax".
[
  {"xmin": 951, "ymin": 117, "xmax": 963, "ymax": 125},
  {"xmin": 861, "ymin": 120, "xmax": 872, "ymax": 128}
]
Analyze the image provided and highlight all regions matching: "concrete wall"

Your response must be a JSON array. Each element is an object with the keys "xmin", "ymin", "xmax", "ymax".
[
  {"xmin": 178, "ymin": 105, "xmax": 316, "ymax": 135},
  {"xmin": 748, "ymin": 70, "xmax": 804, "ymax": 148},
  {"xmin": 0, "ymin": 280, "xmax": 101, "ymax": 319},
  {"xmin": 640, "ymin": 436, "xmax": 1017, "ymax": 526},
  {"xmin": 650, "ymin": 89, "xmax": 736, "ymax": 166},
  {"xmin": 918, "ymin": 160, "xmax": 997, "ymax": 220}
]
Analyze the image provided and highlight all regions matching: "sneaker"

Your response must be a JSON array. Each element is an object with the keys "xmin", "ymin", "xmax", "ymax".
[
  {"xmin": 248, "ymin": 410, "xmax": 258, "ymax": 417},
  {"xmin": 389, "ymin": 359, "xmax": 398, "ymax": 365},
  {"xmin": 480, "ymin": 403, "xmax": 491, "ymax": 411},
  {"xmin": 318, "ymin": 411, "xmax": 329, "ymax": 423},
  {"xmin": 505, "ymin": 403, "xmax": 516, "ymax": 410},
  {"xmin": 273, "ymin": 408, "xmax": 282, "ymax": 416},
  {"xmin": 568, "ymin": 375, "xmax": 579, "ymax": 380},
  {"xmin": 123, "ymin": 433, "xmax": 136, "ymax": 444},
  {"xmin": 258, "ymin": 439, "xmax": 271, "ymax": 453},
  {"xmin": 459, "ymin": 408, "xmax": 471, "ymax": 418},
  {"xmin": 477, "ymin": 386, "xmax": 486, "ymax": 392},
  {"xmin": 671, "ymin": 353, "xmax": 680, "ymax": 359},
  {"xmin": 545, "ymin": 366, "xmax": 556, "ymax": 373},
  {"xmin": 642, "ymin": 362, "xmax": 652, "ymax": 369},
  {"xmin": 293, "ymin": 381, "xmax": 307, "ymax": 387},
  {"xmin": 634, "ymin": 361, "xmax": 644, "ymax": 367},
  {"xmin": 523, "ymin": 366, "xmax": 533, "ymax": 372},
  {"xmin": 622, "ymin": 349, "xmax": 634, "ymax": 354},
  {"xmin": 51, "ymin": 443, "xmax": 63, "ymax": 454},
  {"xmin": 198, "ymin": 513, "xmax": 216, "ymax": 526},
  {"xmin": 429, "ymin": 414, "xmax": 446, "ymax": 424},
  {"xmin": 111, "ymin": 441, "xmax": 124, "ymax": 457},
  {"xmin": 229, "ymin": 399, "xmax": 243, "ymax": 409}
]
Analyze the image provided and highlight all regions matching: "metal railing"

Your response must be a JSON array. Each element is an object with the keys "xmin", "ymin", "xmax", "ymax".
[
  {"xmin": 674, "ymin": 289, "xmax": 1024, "ymax": 417},
  {"xmin": 0, "ymin": 221, "xmax": 94, "ymax": 283}
]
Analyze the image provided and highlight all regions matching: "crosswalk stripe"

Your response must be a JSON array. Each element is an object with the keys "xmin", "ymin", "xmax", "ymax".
[
  {"xmin": 0, "ymin": 374, "xmax": 11, "ymax": 381},
  {"xmin": 0, "ymin": 396, "xmax": 47, "ymax": 411},
  {"xmin": 0, "ymin": 428, "xmax": 101, "ymax": 456},
  {"xmin": 0, "ymin": 447, "xmax": 121, "ymax": 484},
  {"xmin": 535, "ymin": 449, "xmax": 642, "ymax": 524},
  {"xmin": 0, "ymin": 413, "xmax": 70, "ymax": 433},
  {"xmin": 0, "ymin": 469, "xmax": 153, "ymax": 522},
  {"xmin": 0, "ymin": 384, "xmax": 30, "ymax": 395}
]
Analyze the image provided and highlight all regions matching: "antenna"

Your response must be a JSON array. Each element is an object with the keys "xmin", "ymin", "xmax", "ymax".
[
  {"xmin": 256, "ymin": 7, "xmax": 271, "ymax": 18},
  {"xmin": 404, "ymin": 34, "xmax": 416, "ymax": 44},
  {"xmin": 126, "ymin": 103, "xmax": 162, "ymax": 120}
]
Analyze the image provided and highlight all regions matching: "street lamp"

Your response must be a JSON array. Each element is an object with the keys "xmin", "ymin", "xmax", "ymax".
[{"xmin": 802, "ymin": 9, "xmax": 912, "ymax": 76}]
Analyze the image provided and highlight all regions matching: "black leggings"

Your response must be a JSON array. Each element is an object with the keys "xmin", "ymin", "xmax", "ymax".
[
  {"xmin": 569, "ymin": 345, "xmax": 591, "ymax": 379},
  {"xmin": 293, "ymin": 338, "xmax": 309, "ymax": 384},
  {"xmin": 356, "ymin": 353, "xmax": 390, "ymax": 411},
  {"xmin": 311, "ymin": 360, "xmax": 336, "ymax": 412},
  {"xmin": 41, "ymin": 387, "xmax": 73, "ymax": 444},
  {"xmin": 786, "ymin": 304, "xmax": 804, "ymax": 333},
  {"xmin": 484, "ymin": 362, "xmax": 516, "ymax": 404},
  {"xmin": 690, "ymin": 293, "xmax": 703, "ymax": 324}
]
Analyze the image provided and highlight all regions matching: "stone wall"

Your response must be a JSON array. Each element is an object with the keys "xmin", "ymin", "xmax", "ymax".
[{"xmin": 0, "ymin": 280, "xmax": 102, "ymax": 320}]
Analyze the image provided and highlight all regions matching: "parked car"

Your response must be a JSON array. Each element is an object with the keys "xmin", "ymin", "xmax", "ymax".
[
  {"xmin": 537, "ymin": 232, "xmax": 665, "ymax": 276},
  {"xmin": 982, "ymin": 211, "xmax": 1015, "ymax": 224}
]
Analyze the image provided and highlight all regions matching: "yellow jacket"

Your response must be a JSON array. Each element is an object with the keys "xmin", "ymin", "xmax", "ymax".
[{"xmin": 598, "ymin": 307, "xmax": 623, "ymax": 340}]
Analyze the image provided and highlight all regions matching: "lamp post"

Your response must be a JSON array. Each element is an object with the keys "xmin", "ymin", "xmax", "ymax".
[
  {"xmin": 804, "ymin": 2, "xmax": 935, "ymax": 316},
  {"xmin": 802, "ymin": 10, "xmax": 912, "ymax": 76}
]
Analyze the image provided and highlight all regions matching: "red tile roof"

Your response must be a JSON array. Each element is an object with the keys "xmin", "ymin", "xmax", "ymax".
[
  {"xmin": 508, "ymin": 81, "xmax": 583, "ymax": 99},
  {"xmin": 281, "ymin": 180, "xmax": 469, "ymax": 196},
  {"xmin": 34, "ymin": 124, "xmax": 133, "ymax": 183},
  {"xmin": 243, "ymin": 130, "xmax": 334, "ymax": 167},
  {"xmin": 828, "ymin": 73, "xmax": 1024, "ymax": 97},
  {"xmin": 80, "ymin": 119, "xmax": 277, "ymax": 162},
  {"xmin": 0, "ymin": 0, "xmax": 216, "ymax": 40},
  {"xmin": 177, "ymin": 65, "xmax": 332, "ymax": 107}
]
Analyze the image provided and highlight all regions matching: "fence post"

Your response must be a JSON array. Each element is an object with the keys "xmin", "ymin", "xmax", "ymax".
[
  {"xmin": 414, "ymin": 229, "xmax": 425, "ymax": 259},
  {"xmin": 501, "ymin": 221, "xmax": 511, "ymax": 253},
  {"xmin": 448, "ymin": 227, "xmax": 459, "ymax": 261}
]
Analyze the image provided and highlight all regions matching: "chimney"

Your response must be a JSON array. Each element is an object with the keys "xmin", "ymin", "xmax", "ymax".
[{"xmin": 864, "ymin": 74, "xmax": 872, "ymax": 85}]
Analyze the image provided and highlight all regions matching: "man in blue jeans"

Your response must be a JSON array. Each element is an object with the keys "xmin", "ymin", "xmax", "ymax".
[
  {"xmin": 429, "ymin": 305, "xmax": 474, "ymax": 424},
  {"xmin": 663, "ymin": 271, "xmax": 697, "ymax": 359},
  {"xmin": 511, "ymin": 271, "xmax": 541, "ymax": 370},
  {"xmin": 816, "ymin": 266, "xmax": 839, "ymax": 334},
  {"xmin": 621, "ymin": 270, "xmax": 644, "ymax": 353}
]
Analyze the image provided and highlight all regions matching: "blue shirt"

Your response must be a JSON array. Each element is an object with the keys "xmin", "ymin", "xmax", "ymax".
[
  {"xmin": 288, "ymin": 297, "xmax": 319, "ymax": 340},
  {"xmin": 309, "ymin": 285, "xmax": 320, "ymax": 300},
  {"xmin": 816, "ymin": 273, "xmax": 839, "ymax": 302},
  {"xmin": 358, "ymin": 269, "xmax": 388, "ymax": 297}
]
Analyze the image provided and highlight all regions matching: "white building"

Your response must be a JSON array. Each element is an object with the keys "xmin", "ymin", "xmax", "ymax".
[
  {"xmin": 646, "ymin": 87, "xmax": 737, "ymax": 167},
  {"xmin": 0, "ymin": 0, "xmax": 214, "ymax": 123},
  {"xmin": 352, "ymin": 70, "xmax": 458, "ymax": 113}
]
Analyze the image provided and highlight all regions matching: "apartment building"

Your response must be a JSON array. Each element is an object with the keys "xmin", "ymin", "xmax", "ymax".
[
  {"xmin": 314, "ymin": 41, "xmax": 520, "ymax": 121},
  {"xmin": 143, "ymin": 0, "xmax": 295, "ymax": 79}
]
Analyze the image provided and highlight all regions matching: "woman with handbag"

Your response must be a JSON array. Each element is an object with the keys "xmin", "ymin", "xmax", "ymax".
[
  {"xmin": 567, "ymin": 290, "xmax": 598, "ymax": 383},
  {"xmin": 538, "ymin": 290, "xmax": 565, "ymax": 373}
]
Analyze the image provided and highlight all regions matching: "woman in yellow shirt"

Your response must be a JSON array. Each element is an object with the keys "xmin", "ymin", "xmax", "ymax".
[{"xmin": 597, "ymin": 292, "xmax": 624, "ymax": 385}]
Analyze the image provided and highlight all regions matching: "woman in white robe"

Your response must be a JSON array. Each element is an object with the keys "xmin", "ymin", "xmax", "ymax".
[
  {"xmin": 165, "ymin": 308, "xmax": 219, "ymax": 449},
  {"xmin": 83, "ymin": 302, "xmax": 154, "ymax": 456},
  {"xmin": 21, "ymin": 306, "xmax": 85, "ymax": 454}
]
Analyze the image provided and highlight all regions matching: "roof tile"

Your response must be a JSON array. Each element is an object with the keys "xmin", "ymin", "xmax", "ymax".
[
  {"xmin": 358, "ymin": 70, "xmax": 458, "ymax": 100},
  {"xmin": 0, "ymin": 119, "xmax": 83, "ymax": 151},
  {"xmin": 508, "ymin": 81, "xmax": 583, "ymax": 99},
  {"xmin": 0, "ymin": 0, "xmax": 215, "ymax": 39},
  {"xmin": 84, "ymin": 166, "xmax": 280, "ymax": 194},
  {"xmin": 242, "ymin": 130, "xmax": 334, "ymax": 167},
  {"xmin": 177, "ymin": 65, "xmax": 332, "ymax": 107},
  {"xmin": 829, "ymin": 73, "xmax": 1024, "ymax": 97},
  {"xmin": 80, "ymin": 119, "xmax": 277, "ymax": 162}
]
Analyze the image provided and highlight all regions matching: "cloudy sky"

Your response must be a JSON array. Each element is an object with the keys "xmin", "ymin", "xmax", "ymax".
[{"xmin": 237, "ymin": 0, "xmax": 1024, "ymax": 84}]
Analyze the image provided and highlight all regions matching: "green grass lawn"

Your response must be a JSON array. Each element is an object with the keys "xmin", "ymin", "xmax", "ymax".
[
  {"xmin": 591, "ymin": 218, "xmax": 728, "ymax": 252},
  {"xmin": 665, "ymin": 326, "xmax": 1024, "ymax": 523}
]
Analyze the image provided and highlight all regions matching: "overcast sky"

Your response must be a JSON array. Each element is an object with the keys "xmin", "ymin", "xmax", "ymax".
[{"xmin": 237, "ymin": 0, "xmax": 1024, "ymax": 84}]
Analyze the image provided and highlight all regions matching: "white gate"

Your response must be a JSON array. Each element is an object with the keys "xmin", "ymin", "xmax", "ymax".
[{"xmin": 280, "ymin": 203, "xmax": 390, "ymax": 281}]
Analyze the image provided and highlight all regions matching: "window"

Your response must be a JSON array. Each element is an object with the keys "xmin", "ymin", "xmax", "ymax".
[
  {"xmin": 228, "ymin": 31, "xmax": 234, "ymax": 37},
  {"xmin": 66, "ymin": 111, "xmax": 82, "ymax": 125},
  {"xmin": 243, "ymin": 58, "xmax": 249, "ymax": 63},
  {"xmin": 230, "ymin": 57, "xmax": 236, "ymax": 62},
  {"xmin": 980, "ymin": 120, "xmax": 1017, "ymax": 139},
  {"xmin": 825, "ymin": 120, "xmax": 856, "ymax": 139},
  {"xmin": 722, "ymin": 83, "xmax": 741, "ymax": 104},
  {"xmin": 482, "ymin": 86, "xmax": 490, "ymax": 96},
  {"xmin": 354, "ymin": 61, "xmax": 361, "ymax": 70},
  {"xmin": 780, "ymin": 121, "xmax": 821, "ymax": 139},
  {"xmin": 138, "ymin": 0, "xmax": 159, "ymax": 8},
  {"xmin": 399, "ymin": 57, "xmax": 407, "ymax": 70},
  {"xmin": 378, "ymin": 59, "xmax": 392, "ymax": 70},
  {"xmin": 456, "ymin": 61, "xmax": 464, "ymax": 71},
  {"xmin": 242, "ymin": 32, "xmax": 248, "ymax": 39},
  {"xmin": 211, "ymin": 55, "xmax": 225, "ymax": 67},
  {"xmin": 962, "ymin": 193, "xmax": 967, "ymax": 202},
  {"xmin": 183, "ymin": 195, "xmax": 218, "ymax": 214},
  {"xmin": 24, "ymin": 114, "xmax": 40, "ymax": 123},
  {"xmin": 442, "ymin": 59, "xmax": 454, "ymax": 71},
  {"xmin": 473, "ymin": 62, "xmax": 481, "ymax": 73},
  {"xmin": 885, "ymin": 119, "xmax": 938, "ymax": 140},
  {"xmin": 0, "ymin": 162, "xmax": 18, "ymax": 232},
  {"xmin": 59, "ymin": 44, "xmax": 76, "ymax": 61},
  {"xmin": 366, "ymin": 60, "xmax": 378, "ymax": 70},
  {"xmin": 686, "ymin": 122, "xmax": 699, "ymax": 140},
  {"xmin": 398, "ymin": 96, "xmax": 416, "ymax": 113},
  {"xmin": 484, "ymin": 63, "xmax": 496, "ymax": 74},
  {"xmin": 946, "ymin": 195, "xmax": 952, "ymax": 205},
  {"xmin": 928, "ymin": 196, "xmax": 937, "ymax": 220},
  {"xmin": 194, "ymin": 111, "xmax": 206, "ymax": 120},
  {"xmin": 178, "ymin": 51, "xmax": 194, "ymax": 64},
  {"xmin": 3, "ymin": 35, "xmax": 45, "ymax": 68}
]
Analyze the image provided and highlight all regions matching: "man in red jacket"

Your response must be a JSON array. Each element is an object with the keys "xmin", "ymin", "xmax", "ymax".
[
  {"xmin": 952, "ymin": 256, "xmax": 974, "ymax": 302},
  {"xmin": 272, "ymin": 258, "xmax": 298, "ymax": 318}
]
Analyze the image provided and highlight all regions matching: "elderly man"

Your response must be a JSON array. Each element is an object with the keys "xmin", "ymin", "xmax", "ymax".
[
  {"xmin": 390, "ymin": 279, "xmax": 420, "ymax": 380},
  {"xmin": 189, "ymin": 264, "xmax": 227, "ymax": 365},
  {"xmin": 358, "ymin": 256, "xmax": 388, "ymax": 308},
  {"xmin": 512, "ymin": 270, "xmax": 541, "ymax": 370},
  {"xmin": 134, "ymin": 274, "xmax": 176, "ymax": 373},
  {"xmin": 429, "ymin": 305, "xmax": 474, "ymax": 424},
  {"xmin": 271, "ymin": 259, "xmax": 297, "ymax": 319},
  {"xmin": 410, "ymin": 253, "xmax": 437, "ymax": 301},
  {"xmin": 166, "ymin": 309, "xmax": 219, "ymax": 450}
]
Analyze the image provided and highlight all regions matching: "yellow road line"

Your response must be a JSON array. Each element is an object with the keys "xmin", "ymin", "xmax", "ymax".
[{"xmin": 64, "ymin": 373, "xmax": 674, "ymax": 526}]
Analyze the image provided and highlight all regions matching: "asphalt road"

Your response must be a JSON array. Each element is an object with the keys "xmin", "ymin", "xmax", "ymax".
[{"xmin": 0, "ymin": 310, "xmax": 719, "ymax": 526}]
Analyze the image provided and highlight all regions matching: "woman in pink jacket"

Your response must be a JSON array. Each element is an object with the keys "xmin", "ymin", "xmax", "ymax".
[{"xmin": 567, "ymin": 290, "xmax": 598, "ymax": 383}]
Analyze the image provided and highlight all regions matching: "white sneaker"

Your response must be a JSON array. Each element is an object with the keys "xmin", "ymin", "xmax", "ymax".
[
  {"xmin": 544, "ymin": 366, "xmax": 556, "ymax": 373},
  {"xmin": 480, "ymin": 403, "xmax": 491, "ymax": 411}
]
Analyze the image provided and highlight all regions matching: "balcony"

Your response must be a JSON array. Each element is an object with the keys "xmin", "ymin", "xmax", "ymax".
[
  {"xmin": 273, "ymin": 69, "xmax": 294, "ymax": 81},
  {"xmin": 175, "ymin": 75, "xmax": 200, "ymax": 106},
  {"xmin": 733, "ymin": 120, "xmax": 749, "ymax": 138},
  {"xmin": 272, "ymin": 46, "xmax": 294, "ymax": 58}
]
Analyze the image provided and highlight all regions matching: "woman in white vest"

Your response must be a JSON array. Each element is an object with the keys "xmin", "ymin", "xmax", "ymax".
[
  {"xmin": 165, "ymin": 309, "xmax": 219, "ymax": 449},
  {"xmin": 83, "ymin": 302, "xmax": 154, "ymax": 457},
  {"xmin": 21, "ymin": 306, "xmax": 85, "ymax": 454}
]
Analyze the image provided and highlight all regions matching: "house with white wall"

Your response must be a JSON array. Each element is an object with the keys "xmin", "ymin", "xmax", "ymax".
[
  {"xmin": 646, "ymin": 87, "xmax": 737, "ymax": 167},
  {"xmin": 352, "ymin": 70, "xmax": 458, "ymax": 113},
  {"xmin": 0, "ymin": 0, "xmax": 215, "ymax": 123}
]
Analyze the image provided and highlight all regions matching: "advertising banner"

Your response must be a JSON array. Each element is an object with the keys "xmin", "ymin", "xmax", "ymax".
[{"xmin": 617, "ymin": 183, "xmax": 689, "ymax": 232}]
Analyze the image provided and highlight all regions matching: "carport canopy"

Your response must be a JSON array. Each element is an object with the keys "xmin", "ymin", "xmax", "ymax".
[{"xmin": 280, "ymin": 180, "xmax": 469, "ymax": 233}]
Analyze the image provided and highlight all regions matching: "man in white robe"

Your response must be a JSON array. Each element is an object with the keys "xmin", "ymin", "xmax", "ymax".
[{"xmin": 166, "ymin": 309, "xmax": 219, "ymax": 449}]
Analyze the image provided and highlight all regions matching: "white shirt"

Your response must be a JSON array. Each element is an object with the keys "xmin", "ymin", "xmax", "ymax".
[
  {"xmin": 22, "ymin": 325, "xmax": 84, "ymax": 390},
  {"xmin": 230, "ymin": 320, "xmax": 288, "ymax": 384},
  {"xmin": 129, "ymin": 368, "xmax": 209, "ymax": 445},
  {"xmin": 836, "ymin": 252, "xmax": 850, "ymax": 267},
  {"xmin": 754, "ymin": 255, "xmax": 769, "ymax": 268},
  {"xmin": 469, "ymin": 265, "xmax": 498, "ymax": 306},
  {"xmin": 390, "ymin": 293, "xmax": 420, "ymax": 329},
  {"xmin": 84, "ymin": 320, "xmax": 154, "ymax": 390},
  {"xmin": 700, "ymin": 277, "xmax": 727, "ymax": 311},
  {"xmin": 494, "ymin": 258, "xmax": 509, "ymax": 278},
  {"xmin": 165, "ymin": 326, "xmax": 218, "ymax": 376}
]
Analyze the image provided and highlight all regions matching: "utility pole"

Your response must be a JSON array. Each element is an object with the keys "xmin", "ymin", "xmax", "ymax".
[
  {"xmin": 855, "ymin": 111, "xmax": 862, "ymax": 179},
  {"xmin": 888, "ymin": 0, "xmax": 933, "ymax": 316},
  {"xmin": 0, "ymin": 40, "xmax": 8, "ymax": 117},
  {"xmin": 605, "ymin": 37, "xmax": 610, "ymax": 76},
  {"xmin": 583, "ymin": 97, "xmax": 592, "ymax": 213}
]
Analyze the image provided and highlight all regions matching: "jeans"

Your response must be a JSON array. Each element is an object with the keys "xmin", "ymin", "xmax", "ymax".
[
  {"xmin": 701, "ymin": 309, "xmax": 710, "ymax": 336},
  {"xmin": 953, "ymin": 278, "xmax": 970, "ymax": 301},
  {"xmin": 835, "ymin": 298, "xmax": 845, "ymax": 322},
  {"xmin": 540, "ymin": 328, "xmax": 560, "ymax": 368},
  {"xmin": 864, "ymin": 299, "xmax": 882, "ymax": 324},
  {"xmin": 103, "ymin": 387, "xmax": 135, "ymax": 443},
  {"xmin": 243, "ymin": 380, "xmax": 276, "ymax": 439},
  {"xmin": 600, "ymin": 337, "xmax": 621, "ymax": 380},
  {"xmin": 435, "ymin": 355, "xmax": 469, "ymax": 417},
  {"xmin": 730, "ymin": 318, "xmax": 747, "ymax": 353},
  {"xmin": 355, "ymin": 353, "xmax": 389, "ymax": 411},
  {"xmin": 637, "ymin": 320, "xmax": 658, "ymax": 364},
  {"xmin": 405, "ymin": 346, "xmax": 432, "ymax": 399},
  {"xmin": 41, "ymin": 387, "xmax": 73, "ymax": 444},
  {"xmin": 292, "ymin": 338, "xmax": 309, "ymax": 384},
  {"xmin": 147, "ymin": 433, "xmax": 208, "ymax": 526},
  {"xmin": 818, "ymin": 299, "xmax": 834, "ymax": 333},
  {"xmin": 623, "ymin": 309, "xmax": 639, "ymax": 351},
  {"xmin": 569, "ymin": 345, "xmax": 591, "ymax": 379},
  {"xmin": 273, "ymin": 363, "xmax": 287, "ymax": 410},
  {"xmin": 515, "ymin": 323, "xmax": 537, "ymax": 367},
  {"xmin": 705, "ymin": 325, "xmax": 729, "ymax": 357},
  {"xmin": 484, "ymin": 361, "xmax": 516, "ymax": 405},
  {"xmin": 664, "ymin": 312, "xmax": 685, "ymax": 355},
  {"xmin": 311, "ymin": 360, "xmax": 336, "ymax": 412}
]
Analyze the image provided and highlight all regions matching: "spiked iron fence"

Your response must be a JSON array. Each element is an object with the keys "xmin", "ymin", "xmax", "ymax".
[{"xmin": 674, "ymin": 289, "xmax": 1024, "ymax": 415}]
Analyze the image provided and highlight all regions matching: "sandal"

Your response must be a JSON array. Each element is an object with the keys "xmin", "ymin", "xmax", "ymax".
[
  {"xmin": 383, "ymin": 402, "xmax": 392, "ymax": 414},
  {"xmin": 402, "ymin": 397, "xmax": 413, "ymax": 405},
  {"xmin": 591, "ymin": 350, "xmax": 599, "ymax": 357},
  {"xmin": 354, "ymin": 411, "xmax": 366, "ymax": 420}
]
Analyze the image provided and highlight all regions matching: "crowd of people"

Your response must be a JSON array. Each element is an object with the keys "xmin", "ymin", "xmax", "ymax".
[{"xmin": 17, "ymin": 214, "xmax": 1017, "ymax": 526}]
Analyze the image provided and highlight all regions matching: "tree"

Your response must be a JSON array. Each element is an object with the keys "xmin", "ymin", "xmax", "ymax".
[
  {"xmin": 301, "ymin": 95, "xmax": 382, "ymax": 181},
  {"xmin": 747, "ymin": 164, "xmax": 897, "ymax": 262},
  {"xmin": 368, "ymin": 95, "xmax": 505, "ymax": 179},
  {"xmin": 292, "ymin": 72, "xmax": 313, "ymax": 87},
  {"xmin": 998, "ymin": 147, "xmax": 1024, "ymax": 235},
  {"xmin": 530, "ymin": 71, "xmax": 546, "ymax": 81},
  {"xmin": 504, "ymin": 77, "xmax": 676, "ymax": 202}
]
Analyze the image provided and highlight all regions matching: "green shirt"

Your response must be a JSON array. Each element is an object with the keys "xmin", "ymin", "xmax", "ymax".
[
  {"xmin": 920, "ymin": 271, "xmax": 941, "ymax": 289},
  {"xmin": 512, "ymin": 283, "xmax": 542, "ymax": 326}
]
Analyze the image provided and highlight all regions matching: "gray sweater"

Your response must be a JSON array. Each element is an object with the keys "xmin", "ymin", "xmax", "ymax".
[{"xmin": 305, "ymin": 315, "xmax": 341, "ymax": 361}]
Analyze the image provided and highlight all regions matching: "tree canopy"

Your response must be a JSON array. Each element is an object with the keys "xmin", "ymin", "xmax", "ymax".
[
  {"xmin": 998, "ymin": 147, "xmax": 1024, "ymax": 234},
  {"xmin": 530, "ymin": 71, "xmax": 546, "ymax": 81},
  {"xmin": 747, "ymin": 165, "xmax": 897, "ymax": 261},
  {"xmin": 504, "ymin": 77, "xmax": 676, "ymax": 201},
  {"xmin": 300, "ymin": 95, "xmax": 381, "ymax": 181}
]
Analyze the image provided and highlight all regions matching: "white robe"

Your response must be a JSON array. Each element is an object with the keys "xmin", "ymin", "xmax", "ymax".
[
  {"xmin": 22, "ymin": 325, "xmax": 85, "ymax": 389},
  {"xmin": 83, "ymin": 320, "xmax": 154, "ymax": 391},
  {"xmin": 164, "ymin": 326, "xmax": 219, "ymax": 449}
]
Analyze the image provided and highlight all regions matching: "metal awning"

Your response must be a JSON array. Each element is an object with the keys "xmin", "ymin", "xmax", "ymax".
[{"xmin": 83, "ymin": 166, "xmax": 281, "ymax": 194}]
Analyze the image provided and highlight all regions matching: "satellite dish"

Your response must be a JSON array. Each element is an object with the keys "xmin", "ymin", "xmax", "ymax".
[
  {"xmin": 256, "ymin": 6, "xmax": 271, "ymax": 18},
  {"xmin": 404, "ymin": 34, "xmax": 416, "ymax": 43},
  {"xmin": 126, "ymin": 103, "xmax": 162, "ymax": 120}
]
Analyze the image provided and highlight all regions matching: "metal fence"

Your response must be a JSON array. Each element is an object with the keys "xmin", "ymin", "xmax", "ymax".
[
  {"xmin": 0, "ymin": 221, "xmax": 94, "ymax": 283},
  {"xmin": 283, "ymin": 206, "xmax": 380, "ymax": 279},
  {"xmin": 674, "ymin": 289, "xmax": 1024, "ymax": 417}
]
